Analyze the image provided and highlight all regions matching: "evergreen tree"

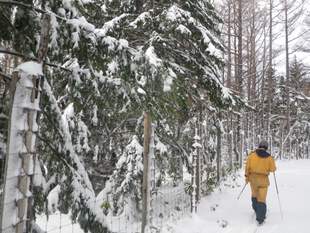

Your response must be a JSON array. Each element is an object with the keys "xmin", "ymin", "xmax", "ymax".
[{"xmin": 0, "ymin": 0, "xmax": 241, "ymax": 232}]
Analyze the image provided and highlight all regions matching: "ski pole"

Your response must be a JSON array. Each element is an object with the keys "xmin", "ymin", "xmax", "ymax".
[
  {"xmin": 237, "ymin": 182, "xmax": 247, "ymax": 200},
  {"xmin": 273, "ymin": 172, "xmax": 283, "ymax": 219}
]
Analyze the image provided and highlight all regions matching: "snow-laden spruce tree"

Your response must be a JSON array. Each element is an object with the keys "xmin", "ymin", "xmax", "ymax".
[
  {"xmin": 35, "ymin": 1, "xmax": 136, "ymax": 231},
  {"xmin": 95, "ymin": 0, "xmax": 242, "ymax": 221},
  {"xmin": 1, "ymin": 0, "xmax": 239, "ymax": 232},
  {"xmin": 109, "ymin": 135, "xmax": 144, "ymax": 215}
]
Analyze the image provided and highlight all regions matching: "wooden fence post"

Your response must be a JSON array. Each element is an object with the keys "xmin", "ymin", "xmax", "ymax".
[
  {"xmin": 0, "ymin": 13, "xmax": 50, "ymax": 233},
  {"xmin": 0, "ymin": 69, "xmax": 42, "ymax": 233}
]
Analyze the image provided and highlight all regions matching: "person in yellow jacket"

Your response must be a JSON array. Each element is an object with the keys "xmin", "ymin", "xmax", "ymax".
[{"xmin": 245, "ymin": 140, "xmax": 276, "ymax": 224}]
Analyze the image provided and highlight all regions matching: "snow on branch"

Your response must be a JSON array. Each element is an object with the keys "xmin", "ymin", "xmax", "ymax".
[
  {"xmin": 164, "ymin": 4, "xmax": 223, "ymax": 56},
  {"xmin": 0, "ymin": 48, "xmax": 72, "ymax": 72},
  {"xmin": 43, "ymin": 80, "xmax": 108, "ymax": 226},
  {"xmin": 15, "ymin": 61, "xmax": 43, "ymax": 76},
  {"xmin": 95, "ymin": 13, "xmax": 130, "ymax": 37},
  {"xmin": 129, "ymin": 11, "xmax": 152, "ymax": 28},
  {"xmin": 145, "ymin": 46, "xmax": 163, "ymax": 67}
]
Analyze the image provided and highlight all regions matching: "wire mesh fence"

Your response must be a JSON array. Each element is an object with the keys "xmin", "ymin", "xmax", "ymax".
[
  {"xmin": 31, "ymin": 187, "xmax": 190, "ymax": 233},
  {"xmin": 151, "ymin": 184, "xmax": 191, "ymax": 231},
  {"xmin": 0, "ymin": 166, "xmax": 191, "ymax": 233},
  {"xmin": 0, "ymin": 72, "xmax": 191, "ymax": 233}
]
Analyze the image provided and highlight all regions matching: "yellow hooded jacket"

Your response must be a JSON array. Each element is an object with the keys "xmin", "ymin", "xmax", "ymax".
[{"xmin": 245, "ymin": 149, "xmax": 276, "ymax": 187}]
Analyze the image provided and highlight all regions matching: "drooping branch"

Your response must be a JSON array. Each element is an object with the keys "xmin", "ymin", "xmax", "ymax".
[{"xmin": 0, "ymin": 48, "xmax": 72, "ymax": 73}]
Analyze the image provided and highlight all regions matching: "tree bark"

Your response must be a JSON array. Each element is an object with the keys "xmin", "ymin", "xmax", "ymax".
[
  {"xmin": 284, "ymin": 0, "xmax": 291, "ymax": 156},
  {"xmin": 237, "ymin": 0, "xmax": 243, "ymax": 96},
  {"xmin": 216, "ymin": 111, "xmax": 222, "ymax": 182},
  {"xmin": 141, "ymin": 112, "xmax": 151, "ymax": 233},
  {"xmin": 227, "ymin": 0, "xmax": 232, "ymax": 88}
]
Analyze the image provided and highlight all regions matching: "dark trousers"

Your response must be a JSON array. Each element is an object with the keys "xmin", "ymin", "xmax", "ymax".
[{"xmin": 251, "ymin": 197, "xmax": 266, "ymax": 223}]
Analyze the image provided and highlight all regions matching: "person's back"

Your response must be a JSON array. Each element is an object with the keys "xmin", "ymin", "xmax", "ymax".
[
  {"xmin": 245, "ymin": 141, "xmax": 276, "ymax": 224},
  {"xmin": 246, "ymin": 149, "xmax": 276, "ymax": 183}
]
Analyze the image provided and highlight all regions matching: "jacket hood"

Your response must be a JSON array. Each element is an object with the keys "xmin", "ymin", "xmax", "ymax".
[{"xmin": 255, "ymin": 149, "xmax": 270, "ymax": 158}]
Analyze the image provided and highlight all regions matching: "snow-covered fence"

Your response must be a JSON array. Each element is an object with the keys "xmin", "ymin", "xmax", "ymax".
[
  {"xmin": 1, "ymin": 98, "xmax": 191, "ymax": 233},
  {"xmin": 31, "ymin": 115, "xmax": 191, "ymax": 233},
  {"xmin": 33, "ymin": 183, "xmax": 190, "ymax": 233},
  {"xmin": 150, "ymin": 184, "xmax": 191, "ymax": 231},
  {"xmin": 0, "ymin": 64, "xmax": 43, "ymax": 233}
]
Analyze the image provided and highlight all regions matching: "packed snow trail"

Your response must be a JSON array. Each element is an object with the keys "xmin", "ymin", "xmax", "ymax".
[{"xmin": 170, "ymin": 160, "xmax": 310, "ymax": 233}]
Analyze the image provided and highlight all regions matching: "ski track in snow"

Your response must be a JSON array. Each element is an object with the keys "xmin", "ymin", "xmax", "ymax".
[
  {"xmin": 170, "ymin": 160, "xmax": 310, "ymax": 233},
  {"xmin": 36, "ymin": 160, "xmax": 310, "ymax": 233}
]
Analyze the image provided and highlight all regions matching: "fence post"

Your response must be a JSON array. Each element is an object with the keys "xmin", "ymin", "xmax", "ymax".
[
  {"xmin": 0, "ymin": 13, "xmax": 50, "ymax": 233},
  {"xmin": 141, "ymin": 112, "xmax": 152, "ymax": 233},
  {"xmin": 0, "ymin": 69, "xmax": 42, "ymax": 233},
  {"xmin": 0, "ymin": 70, "xmax": 18, "ymax": 232}
]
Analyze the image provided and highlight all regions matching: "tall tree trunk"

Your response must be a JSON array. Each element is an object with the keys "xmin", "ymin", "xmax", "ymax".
[
  {"xmin": 226, "ymin": 1, "xmax": 233, "ymax": 169},
  {"xmin": 260, "ymin": 17, "xmax": 267, "ymax": 138},
  {"xmin": 251, "ymin": 0, "xmax": 257, "ymax": 102},
  {"xmin": 228, "ymin": 112, "xmax": 233, "ymax": 169},
  {"xmin": 237, "ymin": 0, "xmax": 243, "ymax": 96},
  {"xmin": 233, "ymin": 0, "xmax": 238, "ymax": 91},
  {"xmin": 267, "ymin": 0, "xmax": 273, "ymax": 141},
  {"xmin": 246, "ymin": 28, "xmax": 251, "ymax": 102},
  {"xmin": 284, "ymin": 0, "xmax": 291, "ymax": 156},
  {"xmin": 236, "ymin": 0, "xmax": 243, "ymax": 167},
  {"xmin": 141, "ymin": 112, "xmax": 151, "ymax": 233},
  {"xmin": 227, "ymin": 0, "xmax": 232, "ymax": 88},
  {"xmin": 216, "ymin": 111, "xmax": 222, "ymax": 182}
]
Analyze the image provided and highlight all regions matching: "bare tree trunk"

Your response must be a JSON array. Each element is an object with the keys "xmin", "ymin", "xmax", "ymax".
[
  {"xmin": 236, "ymin": 0, "xmax": 243, "ymax": 167},
  {"xmin": 227, "ymin": 0, "xmax": 232, "ymax": 88},
  {"xmin": 141, "ymin": 112, "xmax": 151, "ymax": 233},
  {"xmin": 191, "ymin": 126, "xmax": 201, "ymax": 213},
  {"xmin": 307, "ymin": 138, "xmax": 310, "ymax": 159},
  {"xmin": 251, "ymin": 112, "xmax": 255, "ymax": 149},
  {"xmin": 284, "ymin": 0, "xmax": 291, "ymax": 156},
  {"xmin": 239, "ymin": 116, "xmax": 244, "ymax": 167},
  {"xmin": 227, "ymin": 1, "xmax": 233, "ymax": 170},
  {"xmin": 228, "ymin": 112, "xmax": 233, "ymax": 170},
  {"xmin": 280, "ymin": 122, "xmax": 284, "ymax": 159},
  {"xmin": 246, "ymin": 28, "xmax": 251, "ymax": 102},
  {"xmin": 237, "ymin": 0, "xmax": 243, "ymax": 96},
  {"xmin": 267, "ymin": 0, "xmax": 273, "ymax": 142},
  {"xmin": 233, "ymin": 0, "xmax": 238, "ymax": 91},
  {"xmin": 260, "ymin": 17, "xmax": 268, "ymax": 138},
  {"xmin": 250, "ymin": 0, "xmax": 257, "ymax": 102},
  {"xmin": 216, "ymin": 111, "xmax": 222, "ymax": 182}
]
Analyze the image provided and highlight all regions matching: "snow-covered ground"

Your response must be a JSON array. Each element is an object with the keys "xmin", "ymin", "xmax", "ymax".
[
  {"xmin": 36, "ymin": 214, "xmax": 83, "ymax": 233},
  {"xmin": 36, "ymin": 183, "xmax": 190, "ymax": 233},
  {"xmin": 36, "ymin": 160, "xmax": 309, "ymax": 233},
  {"xmin": 169, "ymin": 159, "xmax": 310, "ymax": 233}
]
